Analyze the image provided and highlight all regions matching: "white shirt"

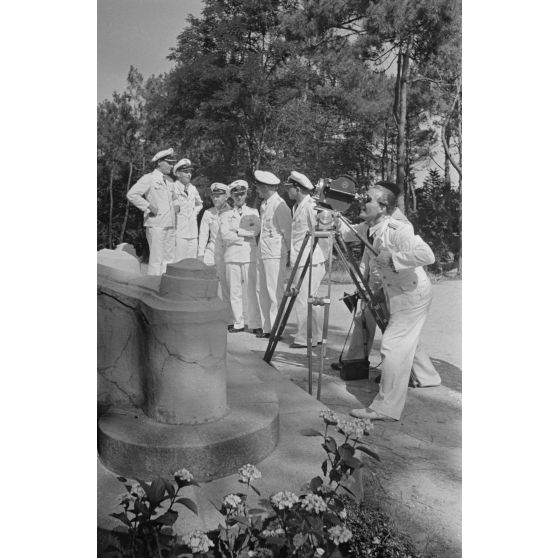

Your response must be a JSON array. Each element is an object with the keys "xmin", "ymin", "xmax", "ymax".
[
  {"xmin": 127, "ymin": 169, "xmax": 175, "ymax": 228},
  {"xmin": 219, "ymin": 205, "xmax": 261, "ymax": 263},
  {"xmin": 258, "ymin": 192, "xmax": 292, "ymax": 260},
  {"xmin": 173, "ymin": 182, "xmax": 203, "ymax": 239},
  {"xmin": 290, "ymin": 195, "xmax": 329, "ymax": 266}
]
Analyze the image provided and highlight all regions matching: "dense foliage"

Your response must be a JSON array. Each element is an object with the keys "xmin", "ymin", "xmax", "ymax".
[{"xmin": 97, "ymin": 0, "xmax": 461, "ymax": 270}]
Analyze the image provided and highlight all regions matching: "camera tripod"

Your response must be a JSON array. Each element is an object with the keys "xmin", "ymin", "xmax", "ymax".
[{"xmin": 263, "ymin": 216, "xmax": 391, "ymax": 400}]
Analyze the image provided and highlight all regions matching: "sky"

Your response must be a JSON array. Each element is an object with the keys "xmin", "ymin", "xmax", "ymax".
[{"xmin": 98, "ymin": 0, "xmax": 204, "ymax": 102}]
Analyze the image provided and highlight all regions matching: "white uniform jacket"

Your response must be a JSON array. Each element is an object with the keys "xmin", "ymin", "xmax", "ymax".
[
  {"xmin": 219, "ymin": 205, "xmax": 261, "ymax": 263},
  {"xmin": 173, "ymin": 182, "xmax": 202, "ymax": 239},
  {"xmin": 198, "ymin": 205, "xmax": 229, "ymax": 264},
  {"xmin": 258, "ymin": 192, "xmax": 292, "ymax": 260},
  {"xmin": 127, "ymin": 169, "xmax": 176, "ymax": 228},
  {"xmin": 368, "ymin": 217, "xmax": 435, "ymax": 313},
  {"xmin": 290, "ymin": 195, "xmax": 329, "ymax": 267}
]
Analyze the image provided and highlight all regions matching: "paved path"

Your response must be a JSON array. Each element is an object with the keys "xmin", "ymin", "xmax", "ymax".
[{"xmin": 234, "ymin": 280, "xmax": 462, "ymax": 557}]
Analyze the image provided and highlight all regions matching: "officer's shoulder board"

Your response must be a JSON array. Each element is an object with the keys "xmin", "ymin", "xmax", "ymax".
[{"xmin": 388, "ymin": 219, "xmax": 403, "ymax": 230}]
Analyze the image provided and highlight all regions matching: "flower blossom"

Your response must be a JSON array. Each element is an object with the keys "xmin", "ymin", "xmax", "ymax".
[
  {"xmin": 270, "ymin": 491, "xmax": 299, "ymax": 510},
  {"xmin": 223, "ymin": 493, "xmax": 242, "ymax": 511},
  {"xmin": 338, "ymin": 508, "xmax": 347, "ymax": 520},
  {"xmin": 187, "ymin": 529, "xmax": 214, "ymax": 554},
  {"xmin": 337, "ymin": 418, "xmax": 368, "ymax": 439},
  {"xmin": 315, "ymin": 549, "xmax": 325, "ymax": 557},
  {"xmin": 130, "ymin": 482, "xmax": 146, "ymax": 499},
  {"xmin": 174, "ymin": 468, "xmax": 194, "ymax": 483},
  {"xmin": 319, "ymin": 409, "xmax": 338, "ymax": 425},
  {"xmin": 261, "ymin": 527, "xmax": 286, "ymax": 537},
  {"xmin": 300, "ymin": 494, "xmax": 327, "ymax": 514},
  {"xmin": 238, "ymin": 464, "xmax": 262, "ymax": 483},
  {"xmin": 328, "ymin": 525, "xmax": 352, "ymax": 545}
]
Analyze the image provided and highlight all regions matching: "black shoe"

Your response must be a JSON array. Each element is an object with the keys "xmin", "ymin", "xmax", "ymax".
[
  {"xmin": 256, "ymin": 330, "xmax": 270, "ymax": 338},
  {"xmin": 252, "ymin": 328, "xmax": 264, "ymax": 336},
  {"xmin": 229, "ymin": 327, "xmax": 244, "ymax": 333},
  {"xmin": 331, "ymin": 361, "xmax": 343, "ymax": 371},
  {"xmin": 227, "ymin": 325, "xmax": 234, "ymax": 331}
]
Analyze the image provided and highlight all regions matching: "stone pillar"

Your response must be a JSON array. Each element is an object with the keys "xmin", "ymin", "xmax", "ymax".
[{"xmin": 140, "ymin": 259, "xmax": 230, "ymax": 425}]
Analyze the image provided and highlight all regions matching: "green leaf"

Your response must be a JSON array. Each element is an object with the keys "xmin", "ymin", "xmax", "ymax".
[
  {"xmin": 356, "ymin": 445, "xmax": 381, "ymax": 462},
  {"xmin": 175, "ymin": 497, "xmax": 198, "ymax": 515},
  {"xmin": 324, "ymin": 436, "xmax": 337, "ymax": 453},
  {"xmin": 109, "ymin": 512, "xmax": 132, "ymax": 527},
  {"xmin": 154, "ymin": 510, "xmax": 178, "ymax": 526},
  {"xmin": 250, "ymin": 484, "xmax": 261, "ymax": 496},
  {"xmin": 116, "ymin": 476, "xmax": 128, "ymax": 483},
  {"xmin": 339, "ymin": 443, "xmax": 355, "ymax": 459},
  {"xmin": 229, "ymin": 515, "xmax": 251, "ymax": 527},
  {"xmin": 293, "ymin": 533, "xmax": 308, "ymax": 548},
  {"xmin": 146, "ymin": 477, "xmax": 166, "ymax": 506},
  {"xmin": 321, "ymin": 459, "xmax": 328, "ymax": 476},
  {"xmin": 162, "ymin": 477, "xmax": 176, "ymax": 499},
  {"xmin": 309, "ymin": 476, "xmax": 323, "ymax": 492},
  {"xmin": 299, "ymin": 428, "xmax": 323, "ymax": 437},
  {"xmin": 343, "ymin": 456, "xmax": 363, "ymax": 470}
]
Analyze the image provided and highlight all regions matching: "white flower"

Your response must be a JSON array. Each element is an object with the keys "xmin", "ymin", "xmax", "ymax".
[
  {"xmin": 117, "ymin": 492, "xmax": 133, "ymax": 506},
  {"xmin": 223, "ymin": 493, "xmax": 242, "ymax": 510},
  {"xmin": 262, "ymin": 527, "xmax": 285, "ymax": 537},
  {"xmin": 300, "ymin": 494, "xmax": 327, "ymax": 514},
  {"xmin": 238, "ymin": 464, "xmax": 262, "ymax": 483},
  {"xmin": 319, "ymin": 409, "xmax": 338, "ymax": 425},
  {"xmin": 317, "ymin": 484, "xmax": 334, "ymax": 495},
  {"xmin": 130, "ymin": 482, "xmax": 146, "ymax": 499},
  {"xmin": 338, "ymin": 508, "xmax": 347, "ymax": 520},
  {"xmin": 315, "ymin": 549, "xmax": 325, "ymax": 557},
  {"xmin": 328, "ymin": 525, "xmax": 352, "ymax": 545},
  {"xmin": 270, "ymin": 491, "xmax": 299, "ymax": 510},
  {"xmin": 337, "ymin": 418, "xmax": 367, "ymax": 439},
  {"xmin": 187, "ymin": 529, "xmax": 214, "ymax": 554},
  {"xmin": 174, "ymin": 468, "xmax": 194, "ymax": 482}
]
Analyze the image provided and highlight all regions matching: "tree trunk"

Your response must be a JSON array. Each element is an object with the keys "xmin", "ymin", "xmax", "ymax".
[
  {"xmin": 108, "ymin": 167, "xmax": 114, "ymax": 249},
  {"xmin": 119, "ymin": 161, "xmax": 134, "ymax": 244},
  {"xmin": 444, "ymin": 124, "xmax": 452, "ymax": 190},
  {"xmin": 396, "ymin": 47, "xmax": 410, "ymax": 212},
  {"xmin": 381, "ymin": 122, "xmax": 388, "ymax": 180}
]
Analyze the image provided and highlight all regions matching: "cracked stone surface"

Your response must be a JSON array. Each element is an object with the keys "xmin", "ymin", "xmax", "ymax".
[{"xmin": 97, "ymin": 255, "xmax": 230, "ymax": 425}]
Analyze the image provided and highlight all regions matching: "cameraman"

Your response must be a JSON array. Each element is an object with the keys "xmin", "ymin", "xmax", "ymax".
[{"xmin": 344, "ymin": 183, "xmax": 441, "ymax": 421}]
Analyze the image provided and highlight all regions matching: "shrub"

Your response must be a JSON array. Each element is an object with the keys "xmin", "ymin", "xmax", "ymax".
[{"xmin": 103, "ymin": 411, "xmax": 383, "ymax": 558}]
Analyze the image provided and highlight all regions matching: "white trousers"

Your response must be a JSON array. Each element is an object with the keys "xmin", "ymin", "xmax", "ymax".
[
  {"xmin": 175, "ymin": 237, "xmax": 198, "ymax": 261},
  {"xmin": 225, "ymin": 261, "xmax": 261, "ymax": 330},
  {"xmin": 256, "ymin": 257, "xmax": 287, "ymax": 334},
  {"xmin": 146, "ymin": 227, "xmax": 176, "ymax": 276},
  {"xmin": 344, "ymin": 305, "xmax": 439, "ymax": 383},
  {"xmin": 369, "ymin": 297, "xmax": 441, "ymax": 420},
  {"xmin": 292, "ymin": 263, "xmax": 325, "ymax": 345}
]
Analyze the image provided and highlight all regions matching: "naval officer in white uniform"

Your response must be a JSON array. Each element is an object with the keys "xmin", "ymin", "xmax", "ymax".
[
  {"xmin": 253, "ymin": 170, "xmax": 292, "ymax": 338},
  {"xmin": 287, "ymin": 171, "xmax": 330, "ymax": 348},
  {"xmin": 126, "ymin": 148, "xmax": 178, "ymax": 275},
  {"xmin": 219, "ymin": 180, "xmax": 262, "ymax": 333}
]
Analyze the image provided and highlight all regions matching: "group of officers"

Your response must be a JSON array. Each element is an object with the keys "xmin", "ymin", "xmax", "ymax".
[{"xmin": 126, "ymin": 147, "xmax": 442, "ymax": 422}]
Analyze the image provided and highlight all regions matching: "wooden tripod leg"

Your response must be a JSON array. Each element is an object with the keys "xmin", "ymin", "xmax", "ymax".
[
  {"xmin": 263, "ymin": 233, "xmax": 317, "ymax": 363},
  {"xmin": 306, "ymin": 253, "xmax": 314, "ymax": 394},
  {"xmin": 316, "ymin": 235, "xmax": 335, "ymax": 401}
]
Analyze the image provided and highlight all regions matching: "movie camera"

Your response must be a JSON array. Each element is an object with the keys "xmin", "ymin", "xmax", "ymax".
[{"xmin": 312, "ymin": 175, "xmax": 370, "ymax": 213}]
